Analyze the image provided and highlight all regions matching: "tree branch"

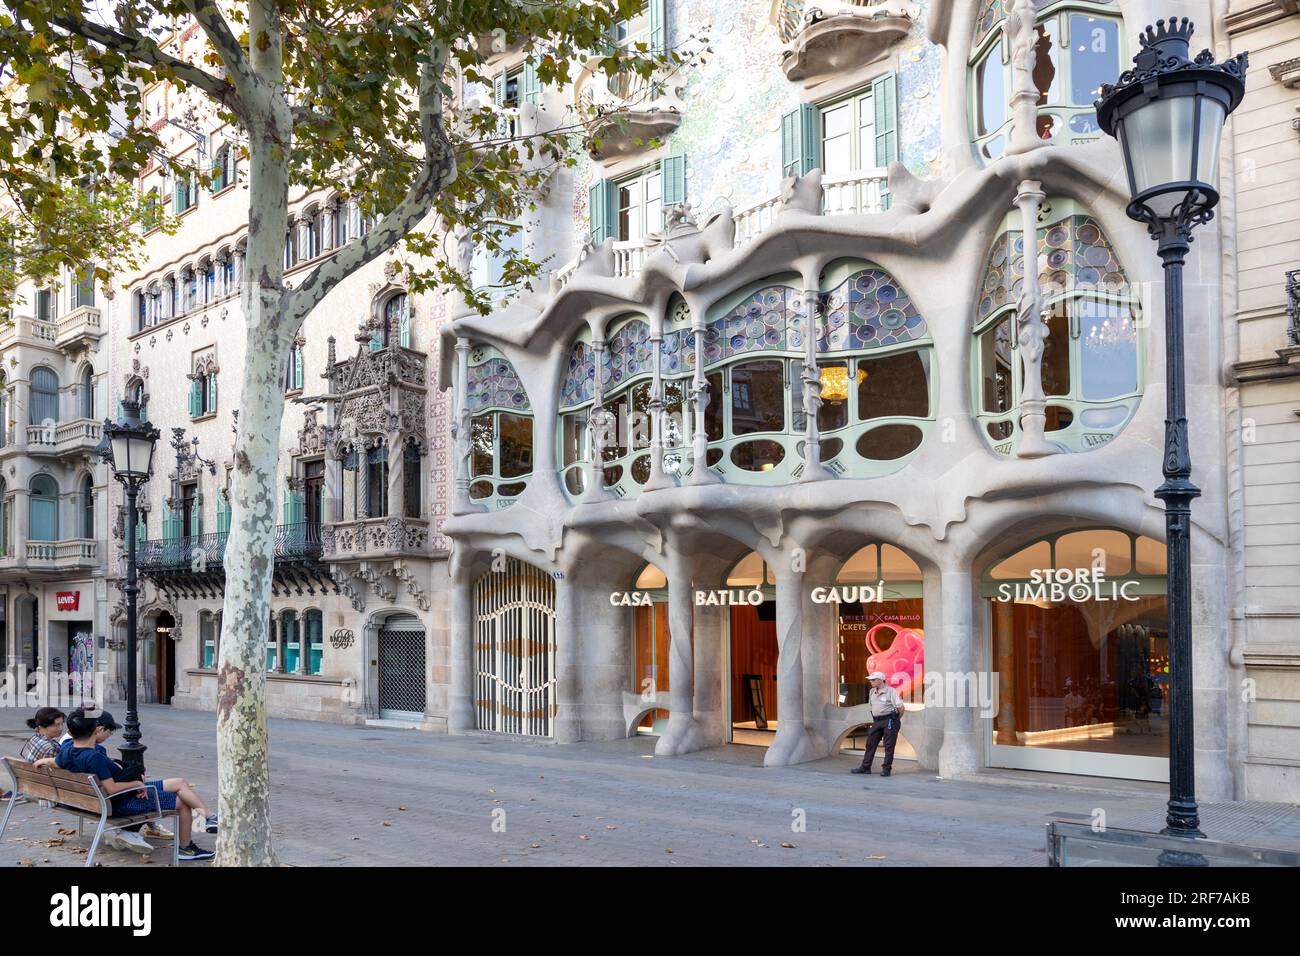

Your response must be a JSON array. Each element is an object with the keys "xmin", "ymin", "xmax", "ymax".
[
  {"xmin": 285, "ymin": 42, "xmax": 455, "ymax": 325},
  {"xmin": 41, "ymin": 12, "xmax": 242, "ymax": 115},
  {"xmin": 185, "ymin": 0, "xmax": 259, "ymax": 100}
]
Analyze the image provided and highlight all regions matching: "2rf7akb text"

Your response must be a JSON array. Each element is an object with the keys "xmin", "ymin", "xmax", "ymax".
[{"xmin": 1122, "ymin": 893, "xmax": 1251, "ymax": 906}]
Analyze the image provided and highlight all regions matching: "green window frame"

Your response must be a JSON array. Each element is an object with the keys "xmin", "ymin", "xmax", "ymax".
[{"xmin": 968, "ymin": 2, "xmax": 1124, "ymax": 161}]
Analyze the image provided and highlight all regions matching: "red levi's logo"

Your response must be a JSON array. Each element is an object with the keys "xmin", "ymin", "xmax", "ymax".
[{"xmin": 56, "ymin": 592, "xmax": 80, "ymax": 611}]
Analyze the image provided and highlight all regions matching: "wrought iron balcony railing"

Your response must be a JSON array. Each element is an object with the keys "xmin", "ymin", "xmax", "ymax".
[{"xmin": 136, "ymin": 521, "xmax": 323, "ymax": 573}]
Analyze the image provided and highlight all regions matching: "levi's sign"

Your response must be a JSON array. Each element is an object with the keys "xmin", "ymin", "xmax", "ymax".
[{"xmin": 55, "ymin": 591, "xmax": 80, "ymax": 612}]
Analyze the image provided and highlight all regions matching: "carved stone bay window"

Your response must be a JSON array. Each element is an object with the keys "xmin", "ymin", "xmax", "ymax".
[
  {"xmin": 972, "ymin": 197, "xmax": 1142, "ymax": 456},
  {"xmin": 776, "ymin": 1, "xmax": 917, "ymax": 88},
  {"xmin": 971, "ymin": 0, "xmax": 1124, "ymax": 159},
  {"xmin": 319, "ymin": 310, "xmax": 431, "ymax": 584}
]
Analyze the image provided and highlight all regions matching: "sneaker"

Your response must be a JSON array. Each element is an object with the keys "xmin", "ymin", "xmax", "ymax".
[
  {"xmin": 141, "ymin": 822, "xmax": 173, "ymax": 839},
  {"xmin": 115, "ymin": 829, "xmax": 155, "ymax": 853},
  {"xmin": 204, "ymin": 813, "xmax": 218, "ymax": 834},
  {"xmin": 178, "ymin": 843, "xmax": 215, "ymax": 862}
]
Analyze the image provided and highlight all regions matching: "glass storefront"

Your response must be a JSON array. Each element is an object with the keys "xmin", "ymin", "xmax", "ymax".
[
  {"xmin": 984, "ymin": 528, "xmax": 1170, "ymax": 781},
  {"xmin": 630, "ymin": 564, "xmax": 669, "ymax": 733}
]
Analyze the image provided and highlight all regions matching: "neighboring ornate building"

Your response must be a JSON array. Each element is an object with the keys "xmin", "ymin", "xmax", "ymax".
[{"xmin": 1223, "ymin": 0, "xmax": 1300, "ymax": 802}]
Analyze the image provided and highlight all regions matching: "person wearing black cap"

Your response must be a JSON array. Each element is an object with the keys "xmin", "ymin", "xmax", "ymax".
[{"xmin": 56, "ymin": 708, "xmax": 217, "ymax": 861}]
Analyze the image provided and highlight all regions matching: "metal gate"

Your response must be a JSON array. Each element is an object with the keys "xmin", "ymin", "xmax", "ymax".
[
  {"xmin": 378, "ymin": 618, "xmax": 426, "ymax": 719},
  {"xmin": 474, "ymin": 558, "xmax": 557, "ymax": 736}
]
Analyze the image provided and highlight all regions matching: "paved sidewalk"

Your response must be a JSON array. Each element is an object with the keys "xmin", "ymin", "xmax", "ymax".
[{"xmin": 2, "ymin": 705, "xmax": 1296, "ymax": 866}]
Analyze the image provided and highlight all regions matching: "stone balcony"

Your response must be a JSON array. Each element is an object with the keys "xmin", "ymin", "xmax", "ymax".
[
  {"xmin": 24, "ymin": 419, "xmax": 103, "ymax": 459},
  {"xmin": 0, "ymin": 315, "xmax": 58, "ymax": 350},
  {"xmin": 554, "ymin": 167, "xmax": 889, "ymax": 285},
  {"xmin": 54, "ymin": 305, "xmax": 104, "ymax": 350},
  {"xmin": 574, "ymin": 60, "xmax": 682, "ymax": 161},
  {"xmin": 779, "ymin": 1, "xmax": 917, "ymax": 87},
  {"xmin": 0, "ymin": 538, "xmax": 99, "ymax": 574},
  {"xmin": 321, "ymin": 516, "xmax": 429, "ymax": 562}
]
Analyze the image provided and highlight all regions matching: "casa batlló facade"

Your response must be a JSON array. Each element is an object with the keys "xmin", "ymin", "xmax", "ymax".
[{"xmin": 24, "ymin": 0, "xmax": 1289, "ymax": 803}]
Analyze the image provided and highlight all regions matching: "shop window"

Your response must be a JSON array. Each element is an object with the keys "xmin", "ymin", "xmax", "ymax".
[
  {"xmin": 200, "ymin": 612, "xmax": 219, "ymax": 669},
  {"xmin": 973, "ymin": 204, "xmax": 1139, "ymax": 455},
  {"xmin": 969, "ymin": 2, "xmax": 1122, "ymax": 157},
  {"xmin": 833, "ymin": 543, "xmax": 925, "ymax": 709},
  {"xmin": 281, "ymin": 611, "xmax": 301, "ymax": 674},
  {"xmin": 629, "ymin": 561, "xmax": 670, "ymax": 732},
  {"xmin": 983, "ymin": 529, "xmax": 1169, "ymax": 775}
]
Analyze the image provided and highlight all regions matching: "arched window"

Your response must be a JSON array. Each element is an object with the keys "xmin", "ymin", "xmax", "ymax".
[
  {"xmin": 217, "ymin": 247, "xmax": 234, "ymax": 295},
  {"xmin": 79, "ymin": 367, "xmax": 93, "ymax": 420},
  {"xmin": 166, "ymin": 275, "xmax": 179, "ymax": 317},
  {"xmin": 0, "ymin": 478, "xmax": 9, "ymax": 555},
  {"xmin": 467, "ymin": 347, "xmax": 532, "ymax": 508},
  {"xmin": 134, "ymin": 289, "xmax": 147, "ymax": 330},
  {"xmin": 142, "ymin": 187, "xmax": 162, "ymax": 231},
  {"xmin": 306, "ymin": 205, "xmax": 322, "ymax": 259},
  {"xmin": 210, "ymin": 143, "xmax": 238, "ymax": 192},
  {"xmin": 371, "ymin": 293, "xmax": 410, "ymax": 350},
  {"xmin": 146, "ymin": 282, "xmax": 161, "ymax": 327},
  {"xmin": 29, "ymin": 475, "xmax": 58, "ymax": 541},
  {"xmin": 833, "ymin": 543, "xmax": 926, "ymax": 706},
  {"xmin": 973, "ymin": 201, "xmax": 1139, "ymax": 454},
  {"xmin": 970, "ymin": 0, "xmax": 1123, "ymax": 160},
  {"xmin": 30, "ymin": 367, "xmax": 59, "ymax": 425},
  {"xmin": 280, "ymin": 610, "xmax": 301, "ymax": 674},
  {"xmin": 199, "ymin": 611, "xmax": 219, "ymax": 668},
  {"xmin": 80, "ymin": 475, "xmax": 94, "ymax": 539},
  {"xmin": 199, "ymin": 258, "xmax": 215, "ymax": 305},
  {"xmin": 283, "ymin": 228, "xmax": 298, "ymax": 269},
  {"xmin": 333, "ymin": 199, "xmax": 351, "ymax": 247},
  {"xmin": 304, "ymin": 609, "xmax": 323, "ymax": 675}
]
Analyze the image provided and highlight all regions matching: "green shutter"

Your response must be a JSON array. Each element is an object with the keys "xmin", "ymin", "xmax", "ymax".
[
  {"xmin": 135, "ymin": 510, "xmax": 147, "ymax": 543},
  {"xmin": 781, "ymin": 104, "xmax": 820, "ymax": 178},
  {"xmin": 648, "ymin": 0, "xmax": 666, "ymax": 49},
  {"xmin": 660, "ymin": 154, "xmax": 686, "ymax": 211},
  {"xmin": 493, "ymin": 71, "xmax": 507, "ymax": 105},
  {"xmin": 173, "ymin": 177, "xmax": 184, "ymax": 214},
  {"xmin": 294, "ymin": 345, "xmax": 305, "ymax": 386},
  {"xmin": 369, "ymin": 331, "xmax": 382, "ymax": 352},
  {"xmin": 190, "ymin": 495, "xmax": 202, "ymax": 536},
  {"xmin": 216, "ymin": 495, "xmax": 230, "ymax": 536},
  {"xmin": 188, "ymin": 378, "xmax": 201, "ymax": 418},
  {"xmin": 400, "ymin": 297, "xmax": 411, "ymax": 349},
  {"xmin": 282, "ymin": 485, "xmax": 290, "ymax": 524},
  {"xmin": 291, "ymin": 490, "xmax": 306, "ymax": 525},
  {"xmin": 209, "ymin": 373, "xmax": 217, "ymax": 411},
  {"xmin": 162, "ymin": 502, "xmax": 178, "ymax": 542},
  {"xmin": 589, "ymin": 179, "xmax": 618, "ymax": 244},
  {"xmin": 210, "ymin": 151, "xmax": 224, "ymax": 192},
  {"xmin": 116, "ymin": 399, "xmax": 123, "ymax": 419},
  {"xmin": 520, "ymin": 61, "xmax": 541, "ymax": 106},
  {"xmin": 872, "ymin": 72, "xmax": 899, "ymax": 168}
]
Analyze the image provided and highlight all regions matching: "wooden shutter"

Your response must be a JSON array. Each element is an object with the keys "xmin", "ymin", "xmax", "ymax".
[
  {"xmin": 208, "ymin": 373, "xmax": 217, "ymax": 412},
  {"xmin": 872, "ymin": 72, "xmax": 898, "ymax": 168},
  {"xmin": 520, "ymin": 61, "xmax": 541, "ymax": 106},
  {"xmin": 660, "ymin": 154, "xmax": 686, "ymax": 210},
  {"xmin": 162, "ymin": 502, "xmax": 178, "ymax": 542},
  {"xmin": 216, "ymin": 495, "xmax": 230, "ymax": 536},
  {"xmin": 493, "ymin": 71, "xmax": 507, "ymax": 105},
  {"xmin": 190, "ymin": 495, "xmax": 202, "ymax": 536},
  {"xmin": 294, "ymin": 345, "xmax": 305, "ymax": 386},
  {"xmin": 648, "ymin": 0, "xmax": 666, "ymax": 49},
  {"xmin": 589, "ymin": 179, "xmax": 618, "ymax": 243},
  {"xmin": 188, "ymin": 378, "xmax": 201, "ymax": 418},
  {"xmin": 399, "ymin": 297, "xmax": 411, "ymax": 349},
  {"xmin": 780, "ymin": 104, "xmax": 820, "ymax": 178}
]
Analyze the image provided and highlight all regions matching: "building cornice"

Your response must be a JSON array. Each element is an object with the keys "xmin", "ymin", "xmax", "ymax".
[{"xmin": 1226, "ymin": 0, "xmax": 1299, "ymax": 35}]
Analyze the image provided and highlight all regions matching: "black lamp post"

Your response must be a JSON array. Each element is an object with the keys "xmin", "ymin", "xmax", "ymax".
[
  {"xmin": 101, "ymin": 399, "xmax": 161, "ymax": 778},
  {"xmin": 1096, "ymin": 19, "xmax": 1247, "ymax": 838}
]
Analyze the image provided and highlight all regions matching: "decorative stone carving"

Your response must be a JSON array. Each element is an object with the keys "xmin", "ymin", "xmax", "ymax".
[
  {"xmin": 780, "ymin": 1, "xmax": 916, "ymax": 86},
  {"xmin": 778, "ymin": 168, "xmax": 824, "ymax": 216}
]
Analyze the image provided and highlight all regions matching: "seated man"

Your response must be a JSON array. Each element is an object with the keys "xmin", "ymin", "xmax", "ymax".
[{"xmin": 55, "ymin": 709, "xmax": 217, "ymax": 862}]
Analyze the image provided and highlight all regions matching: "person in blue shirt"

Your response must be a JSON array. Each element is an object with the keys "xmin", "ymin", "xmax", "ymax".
[{"xmin": 56, "ymin": 708, "xmax": 217, "ymax": 862}]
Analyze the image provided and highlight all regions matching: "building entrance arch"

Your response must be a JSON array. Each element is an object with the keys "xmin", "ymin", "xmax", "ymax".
[{"xmin": 473, "ymin": 557, "xmax": 557, "ymax": 736}]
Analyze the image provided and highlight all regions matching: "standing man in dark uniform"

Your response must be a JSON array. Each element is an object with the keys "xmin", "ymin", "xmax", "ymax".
[{"xmin": 851, "ymin": 671, "xmax": 904, "ymax": 777}]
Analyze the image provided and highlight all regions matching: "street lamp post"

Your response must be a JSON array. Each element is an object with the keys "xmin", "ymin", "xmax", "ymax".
[
  {"xmin": 1096, "ymin": 18, "xmax": 1247, "ymax": 838},
  {"xmin": 101, "ymin": 398, "xmax": 161, "ymax": 778}
]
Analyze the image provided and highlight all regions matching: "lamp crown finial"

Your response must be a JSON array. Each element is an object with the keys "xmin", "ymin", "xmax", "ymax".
[{"xmin": 1139, "ymin": 17, "xmax": 1194, "ymax": 58}]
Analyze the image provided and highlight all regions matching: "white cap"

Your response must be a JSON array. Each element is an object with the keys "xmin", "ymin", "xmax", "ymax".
[{"xmin": 868, "ymin": 671, "xmax": 887, "ymax": 682}]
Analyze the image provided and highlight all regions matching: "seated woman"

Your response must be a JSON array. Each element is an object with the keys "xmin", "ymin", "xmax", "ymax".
[
  {"xmin": 55, "ymin": 708, "xmax": 218, "ymax": 862},
  {"xmin": 19, "ymin": 707, "xmax": 66, "ymax": 768}
]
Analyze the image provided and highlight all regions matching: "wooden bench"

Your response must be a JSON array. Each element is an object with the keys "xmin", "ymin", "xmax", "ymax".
[{"xmin": 1, "ymin": 756, "xmax": 179, "ymax": 866}]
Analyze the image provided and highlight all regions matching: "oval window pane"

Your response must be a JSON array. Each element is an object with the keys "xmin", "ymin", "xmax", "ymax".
[
  {"xmin": 731, "ymin": 439, "xmax": 786, "ymax": 472},
  {"xmin": 469, "ymin": 480, "xmax": 493, "ymax": 500},
  {"xmin": 603, "ymin": 465, "xmax": 623, "ymax": 486},
  {"xmin": 706, "ymin": 448, "xmax": 723, "ymax": 467},
  {"xmin": 498, "ymin": 482, "xmax": 527, "ymax": 498},
  {"xmin": 632, "ymin": 455, "xmax": 651, "ymax": 484},
  {"xmin": 1080, "ymin": 405, "xmax": 1129, "ymax": 429},
  {"xmin": 855, "ymin": 424, "xmax": 923, "ymax": 461},
  {"xmin": 987, "ymin": 421, "xmax": 1013, "ymax": 440},
  {"xmin": 564, "ymin": 468, "xmax": 585, "ymax": 496},
  {"xmin": 1045, "ymin": 406, "xmax": 1073, "ymax": 431}
]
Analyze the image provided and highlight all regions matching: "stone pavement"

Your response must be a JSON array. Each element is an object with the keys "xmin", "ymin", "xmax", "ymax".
[{"xmin": 2, "ymin": 705, "xmax": 1296, "ymax": 866}]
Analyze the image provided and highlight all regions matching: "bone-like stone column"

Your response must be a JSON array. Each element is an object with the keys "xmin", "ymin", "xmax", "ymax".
[
  {"xmin": 553, "ymin": 580, "xmax": 581, "ymax": 743},
  {"xmin": 447, "ymin": 572, "xmax": 476, "ymax": 733},
  {"xmin": 937, "ymin": 566, "xmax": 980, "ymax": 777},
  {"xmin": 688, "ymin": 306, "xmax": 720, "ymax": 485},
  {"xmin": 642, "ymin": 328, "xmax": 675, "ymax": 491},
  {"xmin": 1004, "ymin": 0, "xmax": 1044, "ymax": 156},
  {"xmin": 582, "ymin": 339, "xmax": 613, "ymax": 502},
  {"xmin": 656, "ymin": 550, "xmax": 705, "ymax": 755},
  {"xmin": 1014, "ymin": 179, "xmax": 1057, "ymax": 457},
  {"xmin": 766, "ymin": 570, "xmax": 818, "ymax": 766},
  {"xmin": 450, "ymin": 337, "xmax": 484, "ymax": 515},
  {"xmin": 799, "ymin": 288, "xmax": 834, "ymax": 482}
]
